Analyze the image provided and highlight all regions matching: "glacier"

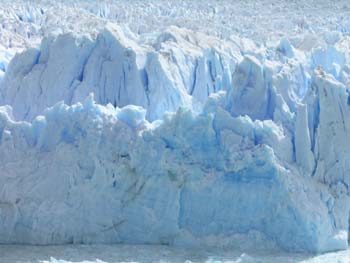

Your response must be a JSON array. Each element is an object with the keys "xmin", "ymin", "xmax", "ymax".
[
  {"xmin": 1, "ymin": 0, "xmax": 350, "ymax": 257},
  {"xmin": 0, "ymin": 23, "xmax": 240, "ymax": 121},
  {"xmin": 0, "ymin": 90, "xmax": 348, "ymax": 253}
]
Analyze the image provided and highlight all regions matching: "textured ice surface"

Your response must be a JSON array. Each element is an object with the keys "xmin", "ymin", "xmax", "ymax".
[
  {"xmin": 1, "ymin": 0, "xmax": 350, "ymax": 256},
  {"xmin": 0, "ymin": 24, "xmax": 240, "ymax": 121},
  {"xmin": 2, "ymin": 0, "xmax": 350, "ymax": 46}
]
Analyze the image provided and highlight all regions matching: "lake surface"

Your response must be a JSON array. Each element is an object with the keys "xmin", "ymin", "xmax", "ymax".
[{"xmin": 0, "ymin": 245, "xmax": 349, "ymax": 263}]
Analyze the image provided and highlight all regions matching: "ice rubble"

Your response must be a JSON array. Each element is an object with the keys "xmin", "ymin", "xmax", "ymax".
[{"xmin": 1, "ymin": 2, "xmax": 350, "ymax": 254}]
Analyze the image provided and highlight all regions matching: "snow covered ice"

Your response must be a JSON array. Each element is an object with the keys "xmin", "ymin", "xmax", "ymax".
[{"xmin": 2, "ymin": 0, "xmax": 350, "ymax": 262}]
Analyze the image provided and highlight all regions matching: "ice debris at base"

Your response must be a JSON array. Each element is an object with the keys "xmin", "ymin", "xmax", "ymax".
[{"xmin": 2, "ymin": 0, "xmax": 350, "ymax": 255}]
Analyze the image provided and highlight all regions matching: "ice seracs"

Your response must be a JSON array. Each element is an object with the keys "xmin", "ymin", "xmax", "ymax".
[
  {"xmin": 228, "ymin": 55, "xmax": 269, "ymax": 120},
  {"xmin": 0, "ymin": 24, "xmax": 241, "ymax": 121}
]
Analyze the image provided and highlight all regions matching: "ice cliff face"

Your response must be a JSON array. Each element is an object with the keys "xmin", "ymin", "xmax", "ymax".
[
  {"xmin": 0, "ymin": 93, "xmax": 347, "ymax": 253},
  {"xmin": 0, "ymin": 24, "xmax": 240, "ymax": 121},
  {"xmin": 2, "ymin": 2, "xmax": 350, "ymax": 253}
]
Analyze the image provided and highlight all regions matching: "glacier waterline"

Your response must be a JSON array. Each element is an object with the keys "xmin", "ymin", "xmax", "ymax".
[{"xmin": 0, "ymin": 244, "xmax": 350, "ymax": 263}]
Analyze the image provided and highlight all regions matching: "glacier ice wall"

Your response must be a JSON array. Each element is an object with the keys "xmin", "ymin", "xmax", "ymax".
[
  {"xmin": 1, "ymin": 18, "xmax": 350, "ymax": 252},
  {"xmin": 0, "ymin": 93, "xmax": 347, "ymax": 252},
  {"xmin": 0, "ymin": 24, "xmax": 241, "ymax": 121}
]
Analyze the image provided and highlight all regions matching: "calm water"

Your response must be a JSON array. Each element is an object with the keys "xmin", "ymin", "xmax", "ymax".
[{"xmin": 0, "ymin": 244, "xmax": 349, "ymax": 263}]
